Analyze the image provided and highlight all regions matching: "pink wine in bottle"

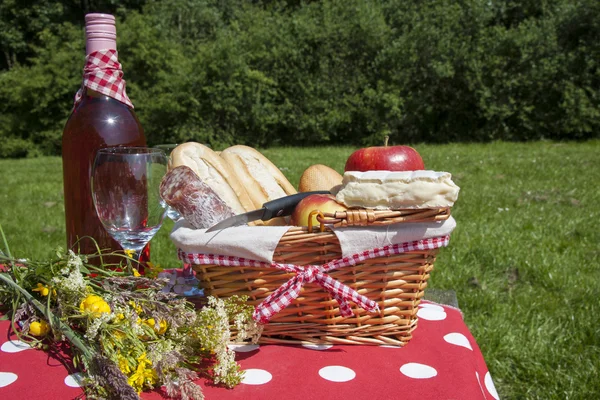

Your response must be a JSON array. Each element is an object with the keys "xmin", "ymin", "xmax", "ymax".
[{"xmin": 62, "ymin": 13, "xmax": 149, "ymax": 262}]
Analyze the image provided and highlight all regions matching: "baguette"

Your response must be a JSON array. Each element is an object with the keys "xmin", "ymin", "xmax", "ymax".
[
  {"xmin": 220, "ymin": 145, "xmax": 296, "ymax": 225},
  {"xmin": 169, "ymin": 142, "xmax": 254, "ymax": 214}
]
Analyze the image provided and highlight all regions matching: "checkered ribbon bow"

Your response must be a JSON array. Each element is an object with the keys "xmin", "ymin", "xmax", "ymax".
[
  {"xmin": 179, "ymin": 235, "xmax": 450, "ymax": 324},
  {"xmin": 253, "ymin": 262, "xmax": 379, "ymax": 324},
  {"xmin": 73, "ymin": 49, "xmax": 133, "ymax": 108}
]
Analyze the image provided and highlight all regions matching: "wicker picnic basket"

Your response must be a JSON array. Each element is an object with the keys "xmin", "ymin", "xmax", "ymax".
[{"xmin": 190, "ymin": 207, "xmax": 452, "ymax": 346}]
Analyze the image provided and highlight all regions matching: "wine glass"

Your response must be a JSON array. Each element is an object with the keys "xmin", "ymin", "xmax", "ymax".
[{"xmin": 91, "ymin": 147, "xmax": 168, "ymax": 263}]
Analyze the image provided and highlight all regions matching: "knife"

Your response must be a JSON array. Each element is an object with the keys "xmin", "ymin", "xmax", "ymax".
[{"xmin": 206, "ymin": 190, "xmax": 330, "ymax": 232}]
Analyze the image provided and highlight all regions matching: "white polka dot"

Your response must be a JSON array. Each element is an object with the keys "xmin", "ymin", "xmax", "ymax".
[
  {"xmin": 302, "ymin": 343, "xmax": 333, "ymax": 350},
  {"xmin": 443, "ymin": 332, "xmax": 473, "ymax": 350},
  {"xmin": 1, "ymin": 340, "xmax": 32, "ymax": 353},
  {"xmin": 64, "ymin": 373, "xmax": 84, "ymax": 388},
  {"xmin": 228, "ymin": 344, "xmax": 259, "ymax": 352},
  {"xmin": 417, "ymin": 307, "xmax": 447, "ymax": 321},
  {"xmin": 242, "ymin": 369, "xmax": 272, "ymax": 385},
  {"xmin": 419, "ymin": 303, "xmax": 445, "ymax": 312},
  {"xmin": 0, "ymin": 372, "xmax": 18, "ymax": 388},
  {"xmin": 485, "ymin": 372, "xmax": 499, "ymax": 400},
  {"xmin": 318, "ymin": 366, "xmax": 356, "ymax": 382},
  {"xmin": 400, "ymin": 362, "xmax": 438, "ymax": 379}
]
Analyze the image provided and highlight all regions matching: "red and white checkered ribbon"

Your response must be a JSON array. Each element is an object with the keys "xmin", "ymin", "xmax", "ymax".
[
  {"xmin": 179, "ymin": 235, "xmax": 450, "ymax": 324},
  {"xmin": 73, "ymin": 49, "xmax": 133, "ymax": 108}
]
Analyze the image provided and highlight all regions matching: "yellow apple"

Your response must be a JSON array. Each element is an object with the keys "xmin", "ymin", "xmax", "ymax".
[{"xmin": 290, "ymin": 194, "xmax": 348, "ymax": 228}]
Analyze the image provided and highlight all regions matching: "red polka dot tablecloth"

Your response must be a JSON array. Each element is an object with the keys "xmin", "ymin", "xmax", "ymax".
[{"xmin": 0, "ymin": 301, "xmax": 499, "ymax": 400}]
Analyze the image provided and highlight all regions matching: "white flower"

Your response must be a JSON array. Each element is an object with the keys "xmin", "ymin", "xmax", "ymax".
[
  {"xmin": 213, "ymin": 348, "xmax": 237, "ymax": 384},
  {"xmin": 67, "ymin": 250, "xmax": 84, "ymax": 269},
  {"xmin": 53, "ymin": 267, "xmax": 86, "ymax": 293},
  {"xmin": 84, "ymin": 312, "xmax": 112, "ymax": 340},
  {"xmin": 51, "ymin": 251, "xmax": 87, "ymax": 294},
  {"xmin": 132, "ymin": 317, "xmax": 145, "ymax": 336}
]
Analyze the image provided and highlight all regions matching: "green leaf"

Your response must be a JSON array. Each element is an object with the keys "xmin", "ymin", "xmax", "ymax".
[{"xmin": 79, "ymin": 265, "xmax": 90, "ymax": 275}]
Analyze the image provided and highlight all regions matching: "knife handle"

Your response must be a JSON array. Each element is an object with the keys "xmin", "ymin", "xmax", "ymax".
[{"xmin": 261, "ymin": 191, "xmax": 330, "ymax": 221}]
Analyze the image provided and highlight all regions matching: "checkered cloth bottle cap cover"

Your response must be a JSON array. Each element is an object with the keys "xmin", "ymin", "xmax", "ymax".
[{"xmin": 73, "ymin": 49, "xmax": 133, "ymax": 108}]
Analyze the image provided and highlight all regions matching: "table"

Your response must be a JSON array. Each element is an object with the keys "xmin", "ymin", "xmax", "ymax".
[{"xmin": 0, "ymin": 301, "xmax": 498, "ymax": 400}]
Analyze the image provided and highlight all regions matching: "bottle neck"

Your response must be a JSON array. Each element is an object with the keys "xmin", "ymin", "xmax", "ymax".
[
  {"xmin": 76, "ymin": 14, "xmax": 134, "ymax": 109},
  {"xmin": 85, "ymin": 13, "xmax": 117, "ymax": 55},
  {"xmin": 86, "ymin": 38, "xmax": 117, "ymax": 55}
]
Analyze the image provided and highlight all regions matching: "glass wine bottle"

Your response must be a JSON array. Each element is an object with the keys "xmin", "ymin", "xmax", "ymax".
[{"xmin": 62, "ymin": 13, "xmax": 149, "ymax": 262}]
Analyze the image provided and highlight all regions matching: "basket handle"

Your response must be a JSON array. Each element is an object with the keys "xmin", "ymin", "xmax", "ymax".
[{"xmin": 307, "ymin": 210, "xmax": 327, "ymax": 232}]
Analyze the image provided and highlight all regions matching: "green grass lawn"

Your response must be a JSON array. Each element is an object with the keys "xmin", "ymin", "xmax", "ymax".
[{"xmin": 1, "ymin": 140, "xmax": 599, "ymax": 398}]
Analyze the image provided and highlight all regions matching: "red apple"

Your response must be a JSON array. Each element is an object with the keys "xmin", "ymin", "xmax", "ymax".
[
  {"xmin": 291, "ymin": 194, "xmax": 347, "ymax": 227},
  {"xmin": 344, "ymin": 136, "xmax": 424, "ymax": 172}
]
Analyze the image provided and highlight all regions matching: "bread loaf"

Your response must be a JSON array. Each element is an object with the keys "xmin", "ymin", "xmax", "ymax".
[
  {"xmin": 298, "ymin": 164, "xmax": 343, "ymax": 193},
  {"xmin": 220, "ymin": 145, "xmax": 296, "ymax": 206},
  {"xmin": 220, "ymin": 145, "xmax": 296, "ymax": 225},
  {"xmin": 169, "ymin": 142, "xmax": 254, "ymax": 214}
]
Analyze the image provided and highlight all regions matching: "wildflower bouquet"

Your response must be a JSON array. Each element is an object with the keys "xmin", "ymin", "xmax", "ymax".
[{"xmin": 0, "ymin": 227, "xmax": 262, "ymax": 400}]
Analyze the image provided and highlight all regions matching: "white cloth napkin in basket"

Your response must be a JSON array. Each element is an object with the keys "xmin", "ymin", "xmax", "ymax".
[
  {"xmin": 170, "ymin": 216, "xmax": 456, "ymax": 264},
  {"xmin": 333, "ymin": 216, "xmax": 456, "ymax": 257}
]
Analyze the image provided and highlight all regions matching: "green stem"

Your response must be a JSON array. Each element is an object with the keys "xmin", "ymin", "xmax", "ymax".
[
  {"xmin": 88, "ymin": 281, "xmax": 104, "ymax": 292},
  {"xmin": 0, "ymin": 223, "xmax": 12, "ymax": 259},
  {"xmin": 0, "ymin": 273, "xmax": 94, "ymax": 360},
  {"xmin": 85, "ymin": 264, "xmax": 126, "ymax": 277}
]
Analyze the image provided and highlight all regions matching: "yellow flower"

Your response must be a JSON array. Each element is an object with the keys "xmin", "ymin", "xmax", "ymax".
[
  {"xmin": 118, "ymin": 356, "xmax": 131, "ymax": 374},
  {"xmin": 158, "ymin": 320, "xmax": 168, "ymax": 335},
  {"xmin": 29, "ymin": 320, "xmax": 50, "ymax": 336},
  {"xmin": 127, "ymin": 353, "xmax": 157, "ymax": 393},
  {"xmin": 132, "ymin": 268, "xmax": 141, "ymax": 277},
  {"xmin": 124, "ymin": 249, "xmax": 135, "ymax": 258},
  {"xmin": 129, "ymin": 301, "xmax": 143, "ymax": 314},
  {"xmin": 80, "ymin": 294, "xmax": 111, "ymax": 317},
  {"xmin": 127, "ymin": 368, "xmax": 145, "ymax": 392},
  {"xmin": 144, "ymin": 318, "xmax": 168, "ymax": 335},
  {"xmin": 114, "ymin": 330, "xmax": 126, "ymax": 340},
  {"xmin": 137, "ymin": 352, "xmax": 151, "ymax": 366},
  {"xmin": 144, "ymin": 261, "xmax": 163, "ymax": 279},
  {"xmin": 32, "ymin": 283, "xmax": 50, "ymax": 297}
]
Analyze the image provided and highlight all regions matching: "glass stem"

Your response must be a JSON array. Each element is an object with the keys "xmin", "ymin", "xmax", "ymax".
[{"xmin": 126, "ymin": 249, "xmax": 143, "ymax": 274}]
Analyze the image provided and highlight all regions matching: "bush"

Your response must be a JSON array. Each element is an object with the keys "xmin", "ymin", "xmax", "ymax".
[
  {"xmin": 0, "ymin": 22, "xmax": 82, "ymax": 157},
  {"xmin": 0, "ymin": 0, "xmax": 598, "ymax": 157}
]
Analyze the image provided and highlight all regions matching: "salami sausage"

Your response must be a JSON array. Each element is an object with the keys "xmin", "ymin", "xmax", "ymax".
[{"xmin": 160, "ymin": 165, "xmax": 235, "ymax": 229}]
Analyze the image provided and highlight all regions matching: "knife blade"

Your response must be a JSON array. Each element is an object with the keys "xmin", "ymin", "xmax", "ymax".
[{"xmin": 206, "ymin": 190, "xmax": 330, "ymax": 232}]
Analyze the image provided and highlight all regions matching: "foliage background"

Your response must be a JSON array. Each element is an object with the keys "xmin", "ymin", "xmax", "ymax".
[{"xmin": 1, "ymin": 0, "xmax": 599, "ymax": 158}]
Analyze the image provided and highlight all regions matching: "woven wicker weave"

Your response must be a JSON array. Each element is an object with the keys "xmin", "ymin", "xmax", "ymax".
[
  {"xmin": 192, "ymin": 209, "xmax": 449, "ymax": 346},
  {"xmin": 319, "ymin": 206, "xmax": 450, "ymax": 228}
]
